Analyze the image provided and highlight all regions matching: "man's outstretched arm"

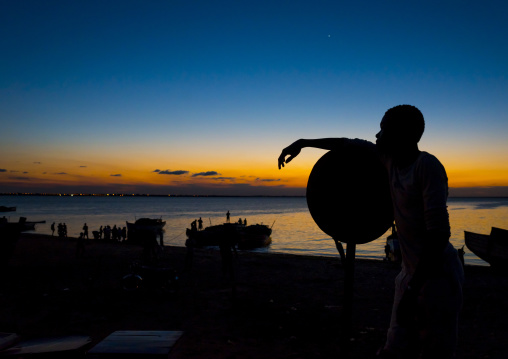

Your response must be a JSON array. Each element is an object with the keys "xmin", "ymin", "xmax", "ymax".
[{"xmin": 278, "ymin": 138, "xmax": 347, "ymax": 169}]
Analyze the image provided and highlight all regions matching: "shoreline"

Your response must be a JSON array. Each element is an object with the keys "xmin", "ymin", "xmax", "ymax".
[{"xmin": 1, "ymin": 233, "xmax": 507, "ymax": 358}]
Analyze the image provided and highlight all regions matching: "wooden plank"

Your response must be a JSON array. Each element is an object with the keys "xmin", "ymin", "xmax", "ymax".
[
  {"xmin": 0, "ymin": 333, "xmax": 20, "ymax": 351},
  {"xmin": 87, "ymin": 331, "xmax": 183, "ymax": 357},
  {"xmin": 1, "ymin": 335, "xmax": 91, "ymax": 355}
]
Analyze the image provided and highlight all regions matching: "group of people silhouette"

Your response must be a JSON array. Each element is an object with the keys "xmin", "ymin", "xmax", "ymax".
[
  {"xmin": 190, "ymin": 217, "xmax": 204, "ymax": 231},
  {"xmin": 50, "ymin": 222, "xmax": 68, "ymax": 238},
  {"xmin": 190, "ymin": 212, "xmax": 248, "ymax": 231},
  {"xmin": 50, "ymin": 222, "xmax": 127, "ymax": 242},
  {"xmin": 225, "ymin": 211, "xmax": 247, "ymax": 226},
  {"xmin": 96, "ymin": 224, "xmax": 127, "ymax": 241}
]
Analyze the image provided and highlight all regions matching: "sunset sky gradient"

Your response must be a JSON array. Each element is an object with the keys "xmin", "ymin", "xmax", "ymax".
[{"xmin": 1, "ymin": 1, "xmax": 508, "ymax": 196}]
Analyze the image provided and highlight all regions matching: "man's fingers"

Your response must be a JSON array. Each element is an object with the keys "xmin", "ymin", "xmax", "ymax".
[
  {"xmin": 278, "ymin": 152, "xmax": 288, "ymax": 169},
  {"xmin": 278, "ymin": 145, "xmax": 300, "ymax": 169},
  {"xmin": 278, "ymin": 158, "xmax": 284, "ymax": 169}
]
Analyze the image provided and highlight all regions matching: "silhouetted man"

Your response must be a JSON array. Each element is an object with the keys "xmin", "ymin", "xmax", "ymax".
[
  {"xmin": 83, "ymin": 223, "xmax": 89, "ymax": 239},
  {"xmin": 278, "ymin": 105, "xmax": 464, "ymax": 358}
]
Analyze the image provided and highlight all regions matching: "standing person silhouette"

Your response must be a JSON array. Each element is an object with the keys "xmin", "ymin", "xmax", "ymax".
[
  {"xmin": 226, "ymin": 210, "xmax": 230, "ymax": 223},
  {"xmin": 278, "ymin": 105, "xmax": 464, "ymax": 359},
  {"xmin": 83, "ymin": 223, "xmax": 89, "ymax": 239}
]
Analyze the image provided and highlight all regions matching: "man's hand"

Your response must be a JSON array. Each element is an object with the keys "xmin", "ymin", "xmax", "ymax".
[{"xmin": 278, "ymin": 140, "xmax": 303, "ymax": 169}]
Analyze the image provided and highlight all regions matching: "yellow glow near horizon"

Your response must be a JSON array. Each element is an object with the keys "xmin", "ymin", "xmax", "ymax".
[{"xmin": 2, "ymin": 139, "xmax": 507, "ymax": 194}]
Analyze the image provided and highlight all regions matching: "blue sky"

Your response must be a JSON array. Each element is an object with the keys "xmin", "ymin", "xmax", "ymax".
[{"xmin": 1, "ymin": 0, "xmax": 508, "ymax": 195}]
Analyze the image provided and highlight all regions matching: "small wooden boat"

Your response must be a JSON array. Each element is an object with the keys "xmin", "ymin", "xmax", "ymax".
[
  {"xmin": 126, "ymin": 218, "xmax": 165, "ymax": 232},
  {"xmin": 186, "ymin": 223, "xmax": 272, "ymax": 249},
  {"xmin": 22, "ymin": 220, "xmax": 46, "ymax": 232},
  {"xmin": 126, "ymin": 218, "xmax": 166, "ymax": 244},
  {"xmin": 384, "ymin": 225, "xmax": 401, "ymax": 264},
  {"xmin": 0, "ymin": 217, "xmax": 45, "ymax": 232},
  {"xmin": 0, "ymin": 217, "xmax": 26, "ymax": 265},
  {"xmin": 237, "ymin": 224, "xmax": 272, "ymax": 249},
  {"xmin": 465, "ymin": 227, "xmax": 508, "ymax": 268},
  {"xmin": 0, "ymin": 206, "xmax": 16, "ymax": 212}
]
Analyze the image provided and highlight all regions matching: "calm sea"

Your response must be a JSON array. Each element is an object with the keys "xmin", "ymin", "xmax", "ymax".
[{"xmin": 2, "ymin": 196, "xmax": 508, "ymax": 266}]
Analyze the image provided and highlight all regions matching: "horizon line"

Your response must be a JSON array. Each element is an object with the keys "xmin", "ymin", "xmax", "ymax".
[{"xmin": 1, "ymin": 193, "xmax": 508, "ymax": 199}]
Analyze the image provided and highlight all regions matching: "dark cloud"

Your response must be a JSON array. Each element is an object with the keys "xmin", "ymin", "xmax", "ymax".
[
  {"xmin": 256, "ymin": 178, "xmax": 281, "ymax": 182},
  {"xmin": 34, "ymin": 162, "xmax": 41, "ymax": 164},
  {"xmin": 210, "ymin": 177, "xmax": 236, "ymax": 181},
  {"xmin": 80, "ymin": 166, "xmax": 87, "ymax": 168},
  {"xmin": 159, "ymin": 170, "xmax": 189, "ymax": 175},
  {"xmin": 55, "ymin": 172, "xmax": 68, "ymax": 175},
  {"xmin": 0, "ymin": 169, "xmax": 6, "ymax": 172},
  {"xmin": 192, "ymin": 171, "xmax": 220, "ymax": 177},
  {"xmin": 9, "ymin": 176, "xmax": 31, "ymax": 181},
  {"xmin": 23, "ymin": 171, "xmax": 29, "ymax": 174},
  {"xmin": 153, "ymin": 169, "xmax": 161, "ymax": 172},
  {"xmin": 110, "ymin": 174, "xmax": 122, "ymax": 177},
  {"xmin": 449, "ymin": 186, "xmax": 508, "ymax": 198}
]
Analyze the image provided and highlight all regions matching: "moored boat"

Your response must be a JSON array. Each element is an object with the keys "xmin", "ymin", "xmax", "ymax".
[
  {"xmin": 237, "ymin": 224, "xmax": 272, "ymax": 249},
  {"xmin": 126, "ymin": 218, "xmax": 166, "ymax": 244},
  {"xmin": 186, "ymin": 222, "xmax": 272, "ymax": 249},
  {"xmin": 186, "ymin": 223, "xmax": 240, "ymax": 246},
  {"xmin": 22, "ymin": 220, "xmax": 46, "ymax": 232},
  {"xmin": 126, "ymin": 218, "xmax": 165, "ymax": 233},
  {"xmin": 0, "ymin": 217, "xmax": 45, "ymax": 232},
  {"xmin": 0, "ymin": 217, "xmax": 26, "ymax": 265},
  {"xmin": 383, "ymin": 224, "xmax": 401, "ymax": 264},
  {"xmin": 465, "ymin": 227, "xmax": 508, "ymax": 268}
]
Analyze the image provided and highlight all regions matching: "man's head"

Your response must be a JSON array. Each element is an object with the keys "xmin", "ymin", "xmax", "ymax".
[{"xmin": 376, "ymin": 105, "xmax": 425, "ymax": 155}]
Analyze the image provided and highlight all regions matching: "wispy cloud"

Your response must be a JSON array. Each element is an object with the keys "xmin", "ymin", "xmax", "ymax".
[
  {"xmin": 159, "ymin": 170, "xmax": 189, "ymax": 175},
  {"xmin": 55, "ymin": 172, "xmax": 68, "ymax": 175},
  {"xmin": 256, "ymin": 178, "xmax": 281, "ymax": 182},
  {"xmin": 23, "ymin": 171, "xmax": 29, "ymax": 174},
  {"xmin": 10, "ymin": 170, "xmax": 19, "ymax": 173},
  {"xmin": 192, "ymin": 171, "xmax": 220, "ymax": 177},
  {"xmin": 9, "ymin": 176, "xmax": 31, "ymax": 181},
  {"xmin": 110, "ymin": 174, "xmax": 122, "ymax": 177},
  {"xmin": 153, "ymin": 169, "xmax": 161, "ymax": 172},
  {"xmin": 210, "ymin": 177, "xmax": 236, "ymax": 181},
  {"xmin": 80, "ymin": 165, "xmax": 87, "ymax": 168},
  {"xmin": 33, "ymin": 162, "xmax": 41, "ymax": 164}
]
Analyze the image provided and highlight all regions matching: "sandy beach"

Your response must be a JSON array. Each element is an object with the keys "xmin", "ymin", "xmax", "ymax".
[{"xmin": 1, "ymin": 233, "xmax": 507, "ymax": 358}]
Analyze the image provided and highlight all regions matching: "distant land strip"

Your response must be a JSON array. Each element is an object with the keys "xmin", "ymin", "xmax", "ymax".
[
  {"xmin": 0, "ymin": 193, "xmax": 507, "ymax": 198},
  {"xmin": 0, "ymin": 193, "xmax": 306, "ymax": 198}
]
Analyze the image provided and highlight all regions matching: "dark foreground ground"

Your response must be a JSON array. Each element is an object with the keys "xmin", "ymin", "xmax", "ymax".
[{"xmin": 1, "ymin": 233, "xmax": 507, "ymax": 358}]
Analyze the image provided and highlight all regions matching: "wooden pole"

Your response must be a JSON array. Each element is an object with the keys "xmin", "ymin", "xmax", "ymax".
[{"xmin": 344, "ymin": 241, "xmax": 356, "ymax": 339}]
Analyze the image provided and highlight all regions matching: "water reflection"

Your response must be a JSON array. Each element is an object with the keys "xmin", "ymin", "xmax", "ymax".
[{"xmin": 3, "ymin": 196, "xmax": 508, "ymax": 267}]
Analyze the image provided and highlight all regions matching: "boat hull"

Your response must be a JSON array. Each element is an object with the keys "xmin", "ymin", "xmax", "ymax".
[
  {"xmin": 465, "ymin": 229, "xmax": 508, "ymax": 268},
  {"xmin": 187, "ymin": 223, "xmax": 272, "ymax": 249},
  {"xmin": 126, "ymin": 218, "xmax": 166, "ymax": 244}
]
